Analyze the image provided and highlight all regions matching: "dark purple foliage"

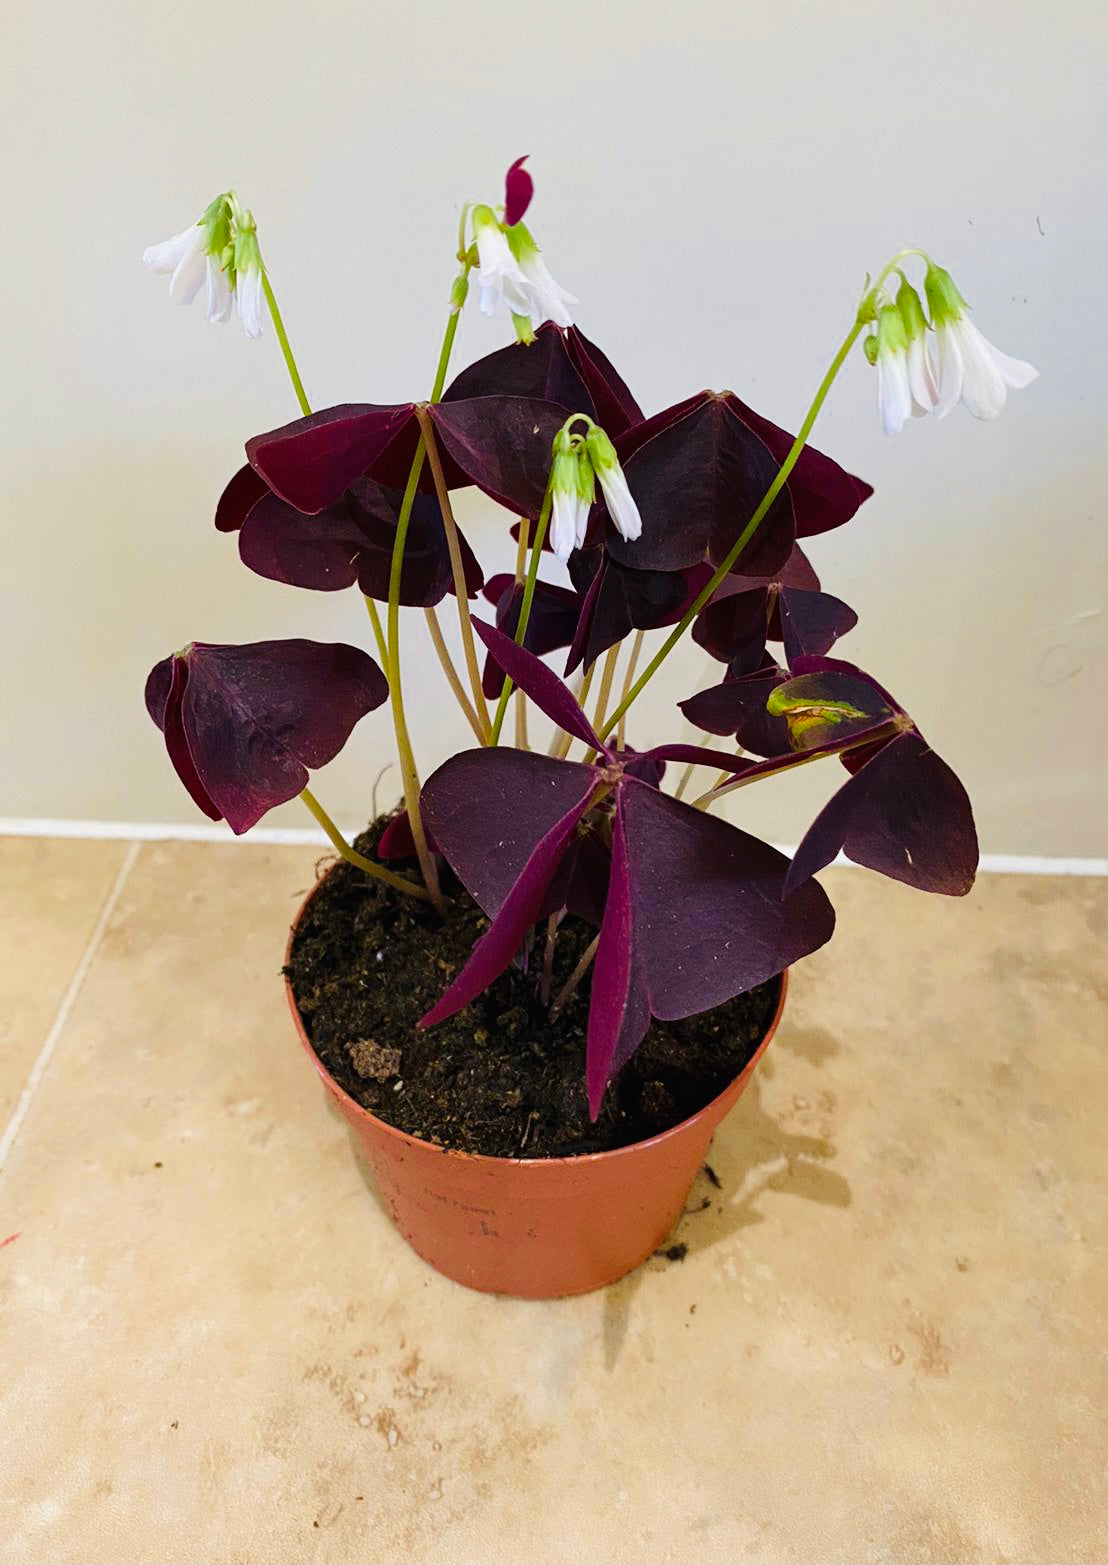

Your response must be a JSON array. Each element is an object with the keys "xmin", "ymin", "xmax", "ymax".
[
  {"xmin": 480, "ymin": 574, "xmax": 580, "ymax": 697},
  {"xmin": 565, "ymin": 550, "xmax": 710, "ymax": 674},
  {"xmin": 145, "ymin": 640, "xmax": 388, "ymax": 834},
  {"xmin": 503, "ymin": 155, "xmax": 533, "ymax": 228},
  {"xmin": 604, "ymin": 392, "xmax": 872, "ymax": 579},
  {"xmin": 442, "ymin": 324, "xmax": 642, "ymax": 435},
  {"xmin": 228, "ymin": 478, "xmax": 482, "ymax": 607},
  {"xmin": 679, "ymin": 663, "xmax": 793, "ymax": 758},
  {"xmin": 691, "ymin": 544, "xmax": 855, "ymax": 670},
  {"xmin": 419, "ymin": 627, "xmax": 834, "ymax": 1115}
]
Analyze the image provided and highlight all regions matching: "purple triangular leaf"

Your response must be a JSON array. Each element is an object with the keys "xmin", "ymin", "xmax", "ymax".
[
  {"xmin": 777, "ymin": 587, "xmax": 858, "ymax": 663},
  {"xmin": 420, "ymin": 780, "xmax": 600, "ymax": 1028},
  {"xmin": 428, "ymin": 395, "xmax": 568, "ymax": 520},
  {"xmin": 586, "ymin": 801, "xmax": 651, "ymax": 1116},
  {"xmin": 540, "ymin": 816, "xmax": 612, "ymax": 925},
  {"xmin": 727, "ymin": 397, "xmax": 874, "ymax": 538},
  {"xmin": 442, "ymin": 325, "xmax": 598, "ymax": 416},
  {"xmin": 147, "ymin": 640, "xmax": 388, "ymax": 835},
  {"xmin": 784, "ymin": 731, "xmax": 978, "ymax": 898},
  {"xmin": 145, "ymin": 657, "xmax": 222, "ymax": 822},
  {"xmin": 564, "ymin": 327, "xmax": 644, "ymax": 434},
  {"xmin": 606, "ymin": 393, "xmax": 795, "ymax": 578},
  {"xmin": 421, "ymin": 748, "xmax": 599, "ymax": 918},
  {"xmin": 215, "ymin": 463, "xmax": 269, "ymax": 533},
  {"xmin": 679, "ymin": 666, "xmax": 793, "ymax": 757},
  {"xmin": 639, "ymin": 742, "xmax": 757, "ymax": 775},
  {"xmin": 565, "ymin": 550, "xmax": 705, "ymax": 675},
  {"xmin": 692, "ymin": 585, "xmax": 770, "ymax": 669},
  {"xmin": 621, "ymin": 779, "xmax": 836, "ymax": 1018},
  {"xmin": 481, "ymin": 574, "xmax": 580, "ymax": 698},
  {"xmin": 472, "ymin": 619, "xmax": 608, "ymax": 753},
  {"xmin": 238, "ymin": 491, "xmax": 364, "ymax": 592},
  {"xmin": 246, "ymin": 404, "xmax": 418, "ymax": 514}
]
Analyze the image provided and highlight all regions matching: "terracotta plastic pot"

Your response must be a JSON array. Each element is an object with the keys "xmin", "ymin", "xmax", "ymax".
[{"xmin": 286, "ymin": 892, "xmax": 786, "ymax": 1298}]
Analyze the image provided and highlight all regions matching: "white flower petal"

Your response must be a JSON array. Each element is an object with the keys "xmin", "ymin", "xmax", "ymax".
[
  {"xmin": 990, "ymin": 345, "xmax": 1039, "ymax": 390},
  {"xmin": 597, "ymin": 467, "xmax": 642, "ymax": 540},
  {"xmin": 906, "ymin": 334, "xmax": 938, "ymax": 414},
  {"xmin": 206, "ymin": 258, "xmax": 233, "ymax": 324},
  {"xmin": 169, "ymin": 242, "xmax": 208, "ymax": 306},
  {"xmin": 518, "ymin": 251, "xmax": 577, "ymax": 329},
  {"xmin": 930, "ymin": 326, "xmax": 964, "ymax": 420},
  {"xmin": 953, "ymin": 317, "xmax": 1008, "ymax": 420},
  {"xmin": 574, "ymin": 497, "xmax": 591, "ymax": 549},
  {"xmin": 550, "ymin": 492, "xmax": 578, "ymax": 561},
  {"xmin": 876, "ymin": 349, "xmax": 912, "ymax": 435},
  {"xmin": 236, "ymin": 268, "xmax": 265, "ymax": 339},
  {"xmin": 143, "ymin": 225, "xmax": 202, "ymax": 275}
]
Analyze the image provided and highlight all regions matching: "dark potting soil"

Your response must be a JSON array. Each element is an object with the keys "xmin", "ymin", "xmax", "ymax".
[{"xmin": 286, "ymin": 821, "xmax": 780, "ymax": 1160}]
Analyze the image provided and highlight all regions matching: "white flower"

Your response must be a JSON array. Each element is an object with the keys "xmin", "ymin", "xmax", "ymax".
[
  {"xmin": 472, "ymin": 205, "xmax": 533, "ymax": 319},
  {"xmin": 924, "ymin": 265, "xmax": 1038, "ymax": 420},
  {"xmin": 509, "ymin": 224, "xmax": 577, "ymax": 330},
  {"xmin": 143, "ymin": 223, "xmax": 210, "ymax": 307},
  {"xmin": 232, "ymin": 215, "xmax": 266, "ymax": 339},
  {"xmin": 897, "ymin": 281, "xmax": 938, "ymax": 419},
  {"xmin": 549, "ymin": 430, "xmax": 594, "ymax": 562},
  {"xmin": 143, "ymin": 192, "xmax": 268, "ymax": 336},
  {"xmin": 585, "ymin": 425, "xmax": 640, "ymax": 541}
]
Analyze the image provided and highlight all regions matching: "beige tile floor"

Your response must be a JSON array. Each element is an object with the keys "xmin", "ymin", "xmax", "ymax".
[{"xmin": 0, "ymin": 839, "xmax": 1105, "ymax": 1565}]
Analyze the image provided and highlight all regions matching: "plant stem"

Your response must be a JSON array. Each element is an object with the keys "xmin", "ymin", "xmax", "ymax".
[
  {"xmin": 416, "ymin": 408, "xmax": 492, "ymax": 741},
  {"xmin": 299, "ymin": 788, "xmax": 429, "ymax": 900},
  {"xmin": 379, "ymin": 261, "xmax": 473, "ymax": 912},
  {"xmin": 598, "ymin": 317, "xmax": 866, "ymax": 742},
  {"xmin": 589, "ymin": 645, "xmax": 621, "ymax": 740},
  {"xmin": 539, "ymin": 912, "xmax": 560, "ymax": 1004},
  {"xmin": 262, "ymin": 274, "xmax": 311, "ymax": 416},
  {"xmin": 549, "ymin": 664, "xmax": 597, "ymax": 759},
  {"xmin": 616, "ymin": 630, "xmax": 644, "ymax": 748},
  {"xmin": 514, "ymin": 688, "xmax": 530, "ymax": 749},
  {"xmin": 490, "ymin": 486, "xmax": 553, "ymax": 744},
  {"xmin": 363, "ymin": 596, "xmax": 389, "ymax": 666},
  {"xmin": 423, "ymin": 607, "xmax": 485, "ymax": 743},
  {"xmin": 549, "ymin": 934, "xmax": 599, "ymax": 1018}
]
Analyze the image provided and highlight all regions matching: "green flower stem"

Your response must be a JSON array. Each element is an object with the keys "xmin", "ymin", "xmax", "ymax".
[
  {"xmin": 416, "ymin": 408, "xmax": 492, "ymax": 742},
  {"xmin": 615, "ymin": 629, "xmax": 645, "ymax": 748},
  {"xmin": 598, "ymin": 317, "xmax": 866, "ymax": 743},
  {"xmin": 549, "ymin": 663, "xmax": 596, "ymax": 759},
  {"xmin": 380, "ymin": 261, "xmax": 472, "ymax": 913},
  {"xmin": 299, "ymin": 787, "xmax": 430, "ymax": 900},
  {"xmin": 363, "ymin": 596, "xmax": 389, "ymax": 666},
  {"xmin": 423, "ymin": 605, "xmax": 486, "ymax": 743},
  {"xmin": 490, "ymin": 484, "xmax": 553, "ymax": 744},
  {"xmin": 262, "ymin": 274, "xmax": 311, "ymax": 416}
]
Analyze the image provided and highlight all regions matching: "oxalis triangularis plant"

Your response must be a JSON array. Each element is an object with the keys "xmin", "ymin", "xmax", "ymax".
[{"xmin": 143, "ymin": 159, "xmax": 1037, "ymax": 1119}]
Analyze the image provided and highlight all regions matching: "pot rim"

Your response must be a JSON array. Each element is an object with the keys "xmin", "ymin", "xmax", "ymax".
[{"xmin": 285, "ymin": 869, "xmax": 787, "ymax": 1171}]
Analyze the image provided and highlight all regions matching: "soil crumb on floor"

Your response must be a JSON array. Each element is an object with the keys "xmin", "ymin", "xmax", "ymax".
[{"xmin": 287, "ymin": 822, "xmax": 779, "ymax": 1160}]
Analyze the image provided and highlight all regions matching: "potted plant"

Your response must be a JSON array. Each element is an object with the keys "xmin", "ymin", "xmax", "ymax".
[{"xmin": 143, "ymin": 160, "xmax": 1036, "ymax": 1297}]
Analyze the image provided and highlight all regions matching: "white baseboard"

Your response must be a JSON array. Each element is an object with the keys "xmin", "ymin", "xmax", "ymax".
[{"xmin": 0, "ymin": 817, "xmax": 1105, "ymax": 876}]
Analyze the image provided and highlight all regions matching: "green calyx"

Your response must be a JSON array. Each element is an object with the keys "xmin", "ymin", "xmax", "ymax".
[
  {"xmin": 199, "ymin": 194, "xmax": 235, "ymax": 263},
  {"xmin": 511, "ymin": 311, "xmax": 535, "ymax": 344},
  {"xmin": 876, "ymin": 301, "xmax": 909, "ymax": 357},
  {"xmin": 505, "ymin": 220, "xmax": 539, "ymax": 263},
  {"xmin": 550, "ymin": 428, "xmax": 583, "ymax": 495},
  {"xmin": 584, "ymin": 424, "xmax": 619, "ymax": 476},
  {"xmin": 470, "ymin": 204, "xmax": 499, "ymax": 238},
  {"xmin": 924, "ymin": 264, "xmax": 967, "ymax": 327},
  {"xmin": 233, "ymin": 214, "xmax": 263, "ymax": 281},
  {"xmin": 896, "ymin": 279, "xmax": 930, "ymax": 343}
]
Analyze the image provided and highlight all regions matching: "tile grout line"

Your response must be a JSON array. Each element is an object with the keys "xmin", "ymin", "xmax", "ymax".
[{"xmin": 0, "ymin": 840, "xmax": 142, "ymax": 1178}]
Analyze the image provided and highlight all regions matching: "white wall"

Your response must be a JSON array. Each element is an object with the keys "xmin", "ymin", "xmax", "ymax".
[{"xmin": 3, "ymin": 0, "xmax": 1105, "ymax": 855}]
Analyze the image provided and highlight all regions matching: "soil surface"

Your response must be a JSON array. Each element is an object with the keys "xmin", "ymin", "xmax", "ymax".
[{"xmin": 286, "ymin": 821, "xmax": 780, "ymax": 1160}]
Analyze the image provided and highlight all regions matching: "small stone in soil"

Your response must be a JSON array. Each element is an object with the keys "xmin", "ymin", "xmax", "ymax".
[
  {"xmin": 347, "ymin": 1038, "xmax": 402, "ymax": 1081},
  {"xmin": 657, "ymin": 1243, "xmax": 689, "ymax": 1263}
]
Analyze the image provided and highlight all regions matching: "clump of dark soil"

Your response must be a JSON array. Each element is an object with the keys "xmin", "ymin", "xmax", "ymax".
[{"xmin": 286, "ymin": 820, "xmax": 779, "ymax": 1160}]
